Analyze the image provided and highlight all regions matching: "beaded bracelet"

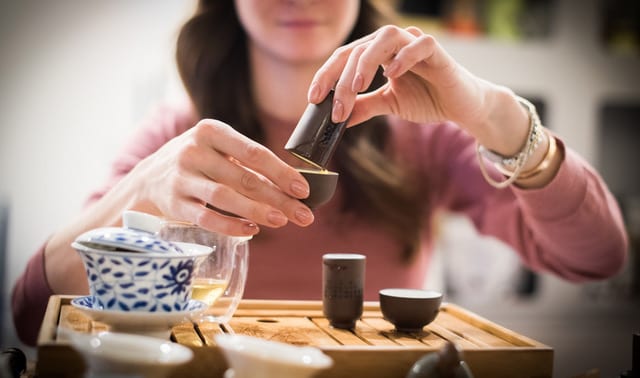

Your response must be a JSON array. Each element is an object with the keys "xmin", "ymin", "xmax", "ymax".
[
  {"xmin": 476, "ymin": 96, "xmax": 543, "ymax": 189},
  {"xmin": 516, "ymin": 130, "xmax": 557, "ymax": 180}
]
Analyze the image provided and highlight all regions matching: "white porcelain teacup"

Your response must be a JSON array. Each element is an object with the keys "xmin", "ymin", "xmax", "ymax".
[
  {"xmin": 62, "ymin": 328, "xmax": 193, "ymax": 378},
  {"xmin": 215, "ymin": 334, "xmax": 333, "ymax": 378}
]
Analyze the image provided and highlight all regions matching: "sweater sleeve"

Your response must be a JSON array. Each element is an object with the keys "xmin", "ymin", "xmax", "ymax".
[
  {"xmin": 11, "ymin": 244, "xmax": 52, "ymax": 346},
  {"xmin": 86, "ymin": 102, "xmax": 196, "ymax": 205},
  {"xmin": 505, "ymin": 145, "xmax": 628, "ymax": 280},
  {"xmin": 10, "ymin": 102, "xmax": 196, "ymax": 346},
  {"xmin": 416, "ymin": 121, "xmax": 628, "ymax": 282}
]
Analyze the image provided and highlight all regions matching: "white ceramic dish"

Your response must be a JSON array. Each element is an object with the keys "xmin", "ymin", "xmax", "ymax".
[
  {"xmin": 215, "ymin": 334, "xmax": 333, "ymax": 378},
  {"xmin": 63, "ymin": 329, "xmax": 193, "ymax": 378},
  {"xmin": 71, "ymin": 295, "xmax": 206, "ymax": 338}
]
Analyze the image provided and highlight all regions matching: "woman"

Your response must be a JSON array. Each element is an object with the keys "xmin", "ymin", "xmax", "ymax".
[{"xmin": 12, "ymin": 0, "xmax": 627, "ymax": 346}]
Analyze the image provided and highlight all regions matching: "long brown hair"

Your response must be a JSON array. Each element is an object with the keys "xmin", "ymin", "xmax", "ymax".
[{"xmin": 176, "ymin": 0, "xmax": 426, "ymax": 261}]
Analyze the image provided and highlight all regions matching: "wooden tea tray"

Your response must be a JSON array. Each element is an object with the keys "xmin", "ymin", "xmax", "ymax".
[{"xmin": 37, "ymin": 295, "xmax": 552, "ymax": 377}]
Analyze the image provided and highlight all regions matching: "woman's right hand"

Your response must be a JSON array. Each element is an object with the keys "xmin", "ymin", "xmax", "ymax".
[{"xmin": 130, "ymin": 118, "xmax": 314, "ymax": 236}]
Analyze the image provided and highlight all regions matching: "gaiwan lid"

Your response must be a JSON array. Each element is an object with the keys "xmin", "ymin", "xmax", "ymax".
[{"xmin": 75, "ymin": 226, "xmax": 184, "ymax": 255}]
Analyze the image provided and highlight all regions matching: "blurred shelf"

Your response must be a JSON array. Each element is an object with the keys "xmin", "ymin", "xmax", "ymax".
[{"xmin": 370, "ymin": 0, "xmax": 640, "ymax": 164}]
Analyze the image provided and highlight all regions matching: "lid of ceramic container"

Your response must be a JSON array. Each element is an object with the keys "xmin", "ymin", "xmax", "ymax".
[{"xmin": 75, "ymin": 227, "xmax": 184, "ymax": 255}]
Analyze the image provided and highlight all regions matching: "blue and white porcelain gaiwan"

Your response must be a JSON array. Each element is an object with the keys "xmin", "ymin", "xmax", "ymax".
[{"xmin": 72, "ymin": 213, "xmax": 212, "ymax": 313}]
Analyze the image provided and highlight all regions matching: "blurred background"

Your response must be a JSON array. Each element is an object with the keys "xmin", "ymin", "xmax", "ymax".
[{"xmin": 0, "ymin": 0, "xmax": 638, "ymax": 377}]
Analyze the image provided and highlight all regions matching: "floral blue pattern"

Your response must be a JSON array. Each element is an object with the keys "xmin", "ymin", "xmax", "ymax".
[
  {"xmin": 73, "ymin": 238, "xmax": 209, "ymax": 313},
  {"xmin": 164, "ymin": 259, "xmax": 194, "ymax": 295},
  {"xmin": 72, "ymin": 295, "xmax": 206, "ymax": 313}
]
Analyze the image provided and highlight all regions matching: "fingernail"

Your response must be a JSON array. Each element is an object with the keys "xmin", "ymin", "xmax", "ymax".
[
  {"xmin": 267, "ymin": 210, "xmax": 288, "ymax": 226},
  {"xmin": 352, "ymin": 73, "xmax": 364, "ymax": 92},
  {"xmin": 295, "ymin": 208, "xmax": 314, "ymax": 225},
  {"xmin": 243, "ymin": 222, "xmax": 259, "ymax": 234},
  {"xmin": 309, "ymin": 82, "xmax": 321, "ymax": 103},
  {"xmin": 332, "ymin": 99, "xmax": 344, "ymax": 123},
  {"xmin": 291, "ymin": 180, "xmax": 310, "ymax": 198}
]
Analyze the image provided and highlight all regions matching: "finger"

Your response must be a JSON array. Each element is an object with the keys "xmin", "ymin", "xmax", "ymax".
[
  {"xmin": 308, "ymin": 45, "xmax": 351, "ymax": 105},
  {"xmin": 194, "ymin": 146, "xmax": 282, "ymax": 206},
  {"xmin": 333, "ymin": 26, "xmax": 414, "ymax": 123},
  {"xmin": 170, "ymin": 196, "xmax": 261, "ymax": 237},
  {"xmin": 332, "ymin": 42, "xmax": 368, "ymax": 123},
  {"xmin": 386, "ymin": 33, "xmax": 457, "ymax": 84},
  {"xmin": 184, "ymin": 141, "xmax": 314, "ymax": 228},
  {"xmin": 384, "ymin": 33, "xmax": 437, "ymax": 79},
  {"xmin": 308, "ymin": 32, "xmax": 380, "ymax": 104},
  {"xmin": 187, "ymin": 121, "xmax": 314, "ymax": 227},
  {"xmin": 219, "ymin": 163, "xmax": 315, "ymax": 228},
  {"xmin": 173, "ymin": 133, "xmax": 287, "ymax": 216},
  {"xmin": 197, "ymin": 158, "xmax": 287, "ymax": 225},
  {"xmin": 197, "ymin": 178, "xmax": 297, "ymax": 228},
  {"xmin": 345, "ymin": 87, "xmax": 392, "ymax": 127},
  {"xmin": 352, "ymin": 26, "xmax": 412, "ymax": 94},
  {"xmin": 405, "ymin": 26, "xmax": 423, "ymax": 37},
  {"xmin": 194, "ymin": 119, "xmax": 310, "ymax": 200}
]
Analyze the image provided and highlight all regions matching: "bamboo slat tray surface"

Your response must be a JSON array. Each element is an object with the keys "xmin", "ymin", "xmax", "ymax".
[{"xmin": 37, "ymin": 295, "xmax": 552, "ymax": 378}]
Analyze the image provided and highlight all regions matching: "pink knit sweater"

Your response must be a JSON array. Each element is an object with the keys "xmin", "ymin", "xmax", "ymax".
[{"xmin": 12, "ymin": 103, "xmax": 628, "ymax": 345}]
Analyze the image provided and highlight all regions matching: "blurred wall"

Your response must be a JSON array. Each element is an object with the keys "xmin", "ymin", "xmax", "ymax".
[{"xmin": 0, "ymin": 0, "xmax": 193, "ymax": 354}]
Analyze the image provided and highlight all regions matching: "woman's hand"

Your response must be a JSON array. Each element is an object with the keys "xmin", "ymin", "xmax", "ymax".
[
  {"xmin": 131, "ymin": 119, "xmax": 314, "ymax": 236},
  {"xmin": 308, "ymin": 25, "xmax": 497, "ymax": 134}
]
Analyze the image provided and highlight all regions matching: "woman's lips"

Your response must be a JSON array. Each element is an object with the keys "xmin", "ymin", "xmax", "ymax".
[{"xmin": 279, "ymin": 19, "xmax": 320, "ymax": 28}]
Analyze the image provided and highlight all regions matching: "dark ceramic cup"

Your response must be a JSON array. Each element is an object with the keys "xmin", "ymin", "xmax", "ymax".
[
  {"xmin": 322, "ymin": 253, "xmax": 366, "ymax": 330},
  {"xmin": 379, "ymin": 288, "xmax": 442, "ymax": 333},
  {"xmin": 297, "ymin": 168, "xmax": 339, "ymax": 209}
]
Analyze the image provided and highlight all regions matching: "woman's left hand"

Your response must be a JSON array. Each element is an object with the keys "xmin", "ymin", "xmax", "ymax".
[{"xmin": 308, "ymin": 25, "xmax": 496, "ymax": 134}]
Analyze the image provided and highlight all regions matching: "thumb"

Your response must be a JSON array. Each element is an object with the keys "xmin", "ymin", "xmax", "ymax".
[{"xmin": 346, "ymin": 88, "xmax": 392, "ymax": 127}]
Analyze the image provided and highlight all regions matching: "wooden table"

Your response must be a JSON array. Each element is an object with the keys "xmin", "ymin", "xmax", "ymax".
[{"xmin": 37, "ymin": 296, "xmax": 553, "ymax": 377}]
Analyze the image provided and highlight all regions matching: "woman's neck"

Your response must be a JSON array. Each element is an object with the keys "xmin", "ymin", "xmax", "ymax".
[{"xmin": 249, "ymin": 44, "xmax": 323, "ymax": 122}]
